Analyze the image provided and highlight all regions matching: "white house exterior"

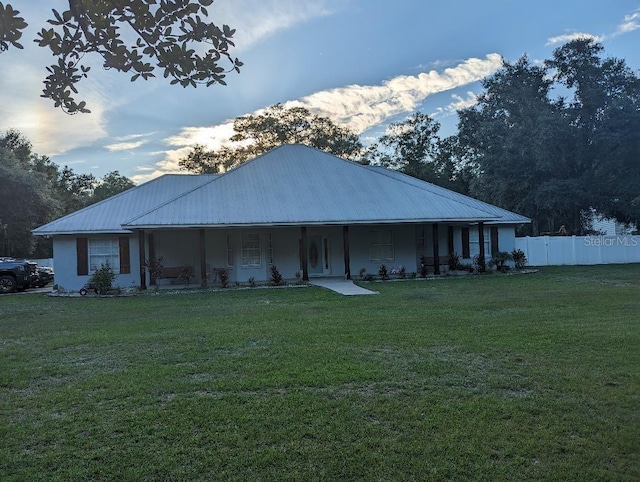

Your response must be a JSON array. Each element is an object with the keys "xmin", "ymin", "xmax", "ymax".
[{"xmin": 33, "ymin": 145, "xmax": 530, "ymax": 291}]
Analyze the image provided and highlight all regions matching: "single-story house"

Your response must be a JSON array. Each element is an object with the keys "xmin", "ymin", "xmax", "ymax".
[{"xmin": 33, "ymin": 144, "xmax": 530, "ymax": 291}]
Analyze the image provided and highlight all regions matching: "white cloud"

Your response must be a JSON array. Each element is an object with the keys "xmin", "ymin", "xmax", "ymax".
[
  {"xmin": 287, "ymin": 54, "xmax": 503, "ymax": 134},
  {"xmin": 210, "ymin": 0, "xmax": 338, "ymax": 51},
  {"xmin": 546, "ymin": 32, "xmax": 604, "ymax": 46},
  {"xmin": 433, "ymin": 92, "xmax": 479, "ymax": 118},
  {"xmin": 617, "ymin": 10, "xmax": 640, "ymax": 34}
]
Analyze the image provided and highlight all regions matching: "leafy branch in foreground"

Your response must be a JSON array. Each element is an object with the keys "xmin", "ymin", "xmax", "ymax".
[{"xmin": 0, "ymin": 0, "xmax": 242, "ymax": 114}]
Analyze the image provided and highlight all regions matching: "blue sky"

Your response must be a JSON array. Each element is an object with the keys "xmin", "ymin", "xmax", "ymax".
[{"xmin": 1, "ymin": 1, "xmax": 639, "ymax": 184}]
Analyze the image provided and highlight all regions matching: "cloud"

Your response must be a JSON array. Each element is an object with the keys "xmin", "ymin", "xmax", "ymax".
[
  {"xmin": 433, "ymin": 92, "xmax": 479, "ymax": 118},
  {"xmin": 287, "ymin": 53, "xmax": 503, "ymax": 134},
  {"xmin": 210, "ymin": 0, "xmax": 338, "ymax": 51},
  {"xmin": 104, "ymin": 133, "xmax": 156, "ymax": 152},
  {"xmin": 546, "ymin": 32, "xmax": 604, "ymax": 46},
  {"xmin": 617, "ymin": 10, "xmax": 640, "ymax": 34}
]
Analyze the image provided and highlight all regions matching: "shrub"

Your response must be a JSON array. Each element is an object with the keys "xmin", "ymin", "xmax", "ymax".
[
  {"xmin": 358, "ymin": 267, "xmax": 366, "ymax": 280},
  {"xmin": 378, "ymin": 264, "xmax": 389, "ymax": 280},
  {"xmin": 218, "ymin": 268, "xmax": 230, "ymax": 288},
  {"xmin": 178, "ymin": 266, "xmax": 194, "ymax": 285},
  {"xmin": 488, "ymin": 251, "xmax": 513, "ymax": 272},
  {"xmin": 144, "ymin": 256, "xmax": 164, "ymax": 288},
  {"xmin": 448, "ymin": 252, "xmax": 462, "ymax": 271},
  {"xmin": 511, "ymin": 249, "xmax": 528, "ymax": 269},
  {"xmin": 419, "ymin": 256, "xmax": 428, "ymax": 278},
  {"xmin": 398, "ymin": 266, "xmax": 406, "ymax": 279},
  {"xmin": 270, "ymin": 265, "xmax": 284, "ymax": 286},
  {"xmin": 90, "ymin": 262, "xmax": 116, "ymax": 295}
]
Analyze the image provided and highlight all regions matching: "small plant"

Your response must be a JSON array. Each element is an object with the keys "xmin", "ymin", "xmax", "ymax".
[
  {"xmin": 419, "ymin": 256, "xmax": 428, "ymax": 278},
  {"xmin": 409, "ymin": 271, "xmax": 417, "ymax": 279},
  {"xmin": 178, "ymin": 266, "xmax": 194, "ymax": 286},
  {"xmin": 90, "ymin": 262, "xmax": 116, "ymax": 295},
  {"xmin": 270, "ymin": 265, "xmax": 284, "ymax": 286},
  {"xmin": 378, "ymin": 264, "xmax": 389, "ymax": 280},
  {"xmin": 398, "ymin": 265, "xmax": 406, "ymax": 279},
  {"xmin": 144, "ymin": 256, "xmax": 165, "ymax": 289},
  {"xmin": 294, "ymin": 271, "xmax": 303, "ymax": 284},
  {"xmin": 473, "ymin": 254, "xmax": 486, "ymax": 273},
  {"xmin": 358, "ymin": 267, "xmax": 366, "ymax": 280},
  {"xmin": 219, "ymin": 268, "xmax": 230, "ymax": 288},
  {"xmin": 488, "ymin": 251, "xmax": 513, "ymax": 272},
  {"xmin": 364, "ymin": 273, "xmax": 375, "ymax": 282},
  {"xmin": 511, "ymin": 249, "xmax": 527, "ymax": 269},
  {"xmin": 448, "ymin": 252, "xmax": 463, "ymax": 271}
]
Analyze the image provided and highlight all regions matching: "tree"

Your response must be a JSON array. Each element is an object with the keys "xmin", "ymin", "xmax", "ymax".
[
  {"xmin": 457, "ymin": 41, "xmax": 640, "ymax": 235},
  {"xmin": 362, "ymin": 112, "xmax": 473, "ymax": 193},
  {"xmin": 546, "ymin": 39, "xmax": 640, "ymax": 229},
  {"xmin": 0, "ymin": 1, "xmax": 242, "ymax": 113},
  {"xmin": 0, "ymin": 132, "xmax": 58, "ymax": 257},
  {"xmin": 179, "ymin": 104, "xmax": 363, "ymax": 173},
  {"xmin": 92, "ymin": 170, "xmax": 135, "ymax": 203}
]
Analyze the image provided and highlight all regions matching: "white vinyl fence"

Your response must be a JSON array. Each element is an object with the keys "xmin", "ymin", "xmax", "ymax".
[{"xmin": 515, "ymin": 235, "xmax": 640, "ymax": 266}]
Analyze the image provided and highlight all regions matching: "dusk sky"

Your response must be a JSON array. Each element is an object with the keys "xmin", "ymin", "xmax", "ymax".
[{"xmin": 1, "ymin": 1, "xmax": 639, "ymax": 184}]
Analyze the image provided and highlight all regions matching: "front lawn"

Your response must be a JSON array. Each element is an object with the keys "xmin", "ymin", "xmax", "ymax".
[{"xmin": 1, "ymin": 265, "xmax": 638, "ymax": 480}]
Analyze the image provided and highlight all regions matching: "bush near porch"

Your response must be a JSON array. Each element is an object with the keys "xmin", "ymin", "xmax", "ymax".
[{"xmin": 1, "ymin": 265, "xmax": 638, "ymax": 480}]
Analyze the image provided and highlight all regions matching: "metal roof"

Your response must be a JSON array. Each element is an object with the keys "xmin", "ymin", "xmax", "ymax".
[
  {"xmin": 33, "ymin": 174, "xmax": 218, "ymax": 235},
  {"xmin": 34, "ymin": 145, "xmax": 529, "ymax": 235},
  {"xmin": 364, "ymin": 166, "xmax": 531, "ymax": 224}
]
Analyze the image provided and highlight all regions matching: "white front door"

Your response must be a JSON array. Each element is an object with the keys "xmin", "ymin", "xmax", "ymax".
[{"xmin": 307, "ymin": 235, "xmax": 331, "ymax": 276}]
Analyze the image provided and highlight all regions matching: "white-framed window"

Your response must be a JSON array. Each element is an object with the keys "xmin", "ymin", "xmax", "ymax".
[
  {"xmin": 89, "ymin": 238, "xmax": 120, "ymax": 273},
  {"xmin": 369, "ymin": 230, "xmax": 394, "ymax": 261},
  {"xmin": 226, "ymin": 235, "xmax": 235, "ymax": 267},
  {"xmin": 241, "ymin": 233, "xmax": 261, "ymax": 267}
]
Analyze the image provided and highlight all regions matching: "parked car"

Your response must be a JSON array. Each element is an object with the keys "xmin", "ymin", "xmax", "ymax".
[
  {"xmin": 0, "ymin": 258, "xmax": 39, "ymax": 293},
  {"xmin": 35, "ymin": 266, "xmax": 54, "ymax": 288}
]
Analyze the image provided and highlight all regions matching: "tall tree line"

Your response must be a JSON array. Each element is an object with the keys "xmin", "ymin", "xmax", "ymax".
[{"xmin": 0, "ymin": 130, "xmax": 134, "ymax": 258}]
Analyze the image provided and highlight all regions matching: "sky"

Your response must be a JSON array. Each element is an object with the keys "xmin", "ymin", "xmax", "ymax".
[{"xmin": 1, "ymin": 1, "xmax": 639, "ymax": 185}]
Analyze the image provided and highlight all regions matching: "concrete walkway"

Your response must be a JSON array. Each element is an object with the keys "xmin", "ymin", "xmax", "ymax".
[{"xmin": 309, "ymin": 277, "xmax": 378, "ymax": 296}]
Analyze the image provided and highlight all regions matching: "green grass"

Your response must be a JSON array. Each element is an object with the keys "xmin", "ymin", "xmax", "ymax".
[{"xmin": 1, "ymin": 265, "xmax": 639, "ymax": 481}]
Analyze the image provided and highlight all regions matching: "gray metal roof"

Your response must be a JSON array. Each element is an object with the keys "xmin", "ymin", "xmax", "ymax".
[
  {"xmin": 365, "ymin": 166, "xmax": 531, "ymax": 224},
  {"xmin": 33, "ymin": 174, "xmax": 218, "ymax": 235},
  {"xmin": 34, "ymin": 145, "xmax": 529, "ymax": 235}
]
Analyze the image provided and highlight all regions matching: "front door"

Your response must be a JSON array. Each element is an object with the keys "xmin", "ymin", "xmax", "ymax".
[{"xmin": 307, "ymin": 235, "xmax": 331, "ymax": 276}]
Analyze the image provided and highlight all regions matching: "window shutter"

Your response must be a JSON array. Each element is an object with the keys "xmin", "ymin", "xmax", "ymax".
[
  {"xmin": 490, "ymin": 227, "xmax": 499, "ymax": 254},
  {"xmin": 119, "ymin": 236, "xmax": 131, "ymax": 274},
  {"xmin": 461, "ymin": 228, "xmax": 470, "ymax": 259},
  {"xmin": 77, "ymin": 237, "xmax": 88, "ymax": 275}
]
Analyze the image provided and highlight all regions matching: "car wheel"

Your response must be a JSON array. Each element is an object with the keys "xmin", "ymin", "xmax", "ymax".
[
  {"xmin": 0, "ymin": 275, "xmax": 17, "ymax": 294},
  {"xmin": 79, "ymin": 288, "xmax": 88, "ymax": 296}
]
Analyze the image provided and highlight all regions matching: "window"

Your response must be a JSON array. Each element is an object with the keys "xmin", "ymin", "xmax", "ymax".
[
  {"xmin": 241, "ymin": 233, "xmax": 261, "ymax": 267},
  {"xmin": 226, "ymin": 235, "xmax": 235, "ymax": 267},
  {"xmin": 369, "ymin": 230, "xmax": 394, "ymax": 261},
  {"xmin": 89, "ymin": 238, "xmax": 120, "ymax": 273}
]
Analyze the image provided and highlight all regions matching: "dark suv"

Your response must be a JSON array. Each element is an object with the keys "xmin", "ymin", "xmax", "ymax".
[{"xmin": 0, "ymin": 258, "xmax": 40, "ymax": 293}]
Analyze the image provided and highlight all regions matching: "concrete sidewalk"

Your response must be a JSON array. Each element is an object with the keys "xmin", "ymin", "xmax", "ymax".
[{"xmin": 309, "ymin": 278, "xmax": 378, "ymax": 296}]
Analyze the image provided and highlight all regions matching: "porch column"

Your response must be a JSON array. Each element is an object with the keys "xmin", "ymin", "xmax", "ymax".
[
  {"xmin": 199, "ymin": 228, "xmax": 207, "ymax": 288},
  {"xmin": 447, "ymin": 226, "xmax": 454, "ymax": 257},
  {"xmin": 148, "ymin": 233, "xmax": 156, "ymax": 286},
  {"xmin": 301, "ymin": 226, "xmax": 309, "ymax": 281},
  {"xmin": 343, "ymin": 225, "xmax": 351, "ymax": 280},
  {"xmin": 432, "ymin": 223, "xmax": 440, "ymax": 275},
  {"xmin": 477, "ymin": 222, "xmax": 486, "ymax": 272},
  {"xmin": 138, "ymin": 230, "xmax": 147, "ymax": 290}
]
